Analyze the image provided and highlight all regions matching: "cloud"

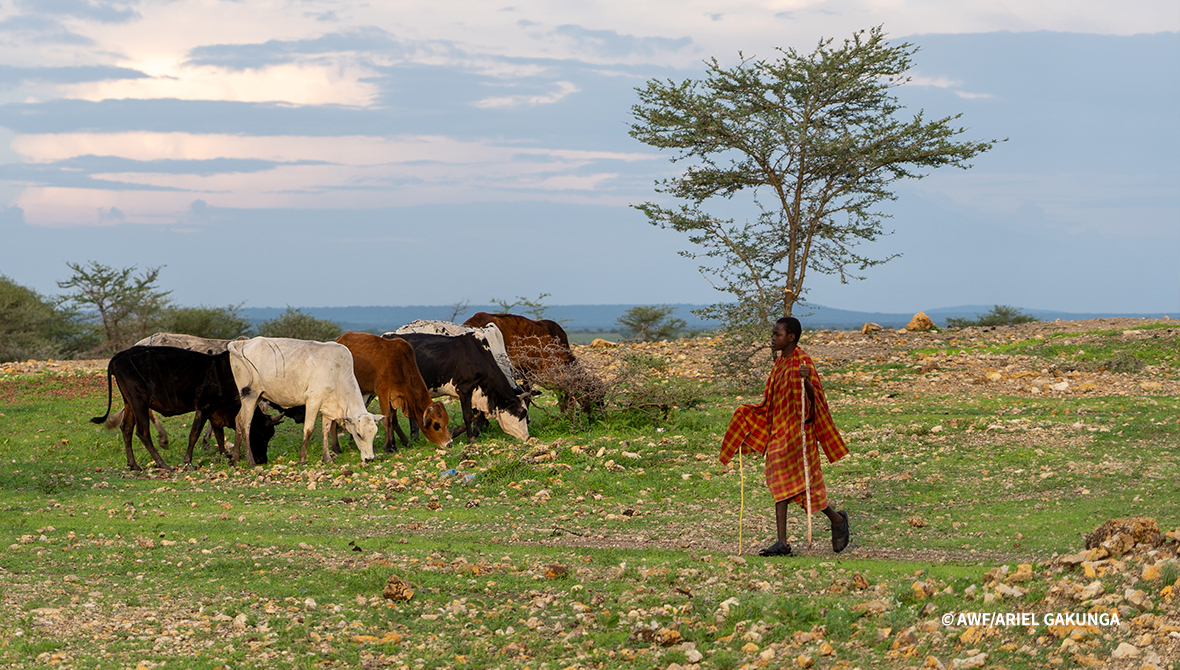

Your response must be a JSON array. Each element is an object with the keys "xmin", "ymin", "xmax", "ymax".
[
  {"xmin": 955, "ymin": 91, "xmax": 994, "ymax": 99},
  {"xmin": 184, "ymin": 27, "xmax": 404, "ymax": 71},
  {"xmin": 15, "ymin": 0, "xmax": 141, "ymax": 24},
  {"xmin": 550, "ymin": 25, "xmax": 693, "ymax": 58},
  {"xmin": 3, "ymin": 131, "xmax": 660, "ymax": 224},
  {"xmin": 472, "ymin": 81, "xmax": 580, "ymax": 108},
  {"xmin": 0, "ymin": 64, "xmax": 149, "ymax": 90},
  {"xmin": 0, "ymin": 205, "xmax": 26, "ymax": 225},
  {"xmin": 0, "ymin": 15, "xmax": 94, "ymax": 45},
  {"xmin": 906, "ymin": 75, "xmax": 961, "ymax": 89}
]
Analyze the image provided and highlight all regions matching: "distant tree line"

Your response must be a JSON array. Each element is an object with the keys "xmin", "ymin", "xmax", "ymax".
[{"xmin": 1, "ymin": 262, "xmax": 342, "ymax": 362}]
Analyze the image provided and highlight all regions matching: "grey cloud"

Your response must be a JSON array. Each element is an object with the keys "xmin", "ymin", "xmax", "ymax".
[
  {"xmin": 0, "ymin": 64, "xmax": 149, "ymax": 90},
  {"xmin": 15, "ymin": 0, "xmax": 140, "ymax": 24},
  {"xmin": 0, "ymin": 155, "xmax": 330, "ymax": 191},
  {"xmin": 185, "ymin": 27, "xmax": 404, "ymax": 71},
  {"xmin": 551, "ymin": 25, "xmax": 693, "ymax": 58},
  {"xmin": 0, "ymin": 205, "xmax": 26, "ymax": 225},
  {"xmin": 0, "ymin": 15, "xmax": 95, "ymax": 45}
]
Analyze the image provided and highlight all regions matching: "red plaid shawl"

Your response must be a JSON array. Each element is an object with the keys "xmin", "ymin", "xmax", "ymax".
[{"xmin": 720, "ymin": 347, "xmax": 848, "ymax": 508}]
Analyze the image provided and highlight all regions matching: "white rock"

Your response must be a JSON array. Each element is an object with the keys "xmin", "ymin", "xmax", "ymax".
[{"xmin": 1110, "ymin": 642, "xmax": 1140, "ymax": 660}]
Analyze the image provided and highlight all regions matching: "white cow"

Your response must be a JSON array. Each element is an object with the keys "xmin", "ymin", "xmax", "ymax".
[
  {"xmin": 390, "ymin": 320, "xmax": 519, "ymax": 388},
  {"xmin": 227, "ymin": 337, "xmax": 382, "ymax": 466}
]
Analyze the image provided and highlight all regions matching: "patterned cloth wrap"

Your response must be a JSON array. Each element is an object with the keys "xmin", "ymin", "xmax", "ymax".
[{"xmin": 720, "ymin": 347, "xmax": 848, "ymax": 509}]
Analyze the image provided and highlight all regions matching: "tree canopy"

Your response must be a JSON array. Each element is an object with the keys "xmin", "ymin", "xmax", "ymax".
[
  {"xmin": 630, "ymin": 26, "xmax": 998, "ymax": 326},
  {"xmin": 617, "ymin": 305, "xmax": 687, "ymax": 342}
]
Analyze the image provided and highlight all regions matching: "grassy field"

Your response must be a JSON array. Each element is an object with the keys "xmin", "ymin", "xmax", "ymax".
[{"xmin": 1, "ymin": 322, "xmax": 1178, "ymax": 670}]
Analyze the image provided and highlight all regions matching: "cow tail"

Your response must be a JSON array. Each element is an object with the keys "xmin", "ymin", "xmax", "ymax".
[{"xmin": 90, "ymin": 366, "xmax": 115, "ymax": 426}]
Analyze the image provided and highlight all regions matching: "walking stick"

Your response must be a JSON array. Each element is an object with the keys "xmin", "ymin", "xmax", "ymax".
[{"xmin": 800, "ymin": 363, "xmax": 813, "ymax": 548}]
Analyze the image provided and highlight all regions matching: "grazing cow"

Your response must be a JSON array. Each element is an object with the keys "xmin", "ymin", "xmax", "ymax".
[
  {"xmin": 391, "ymin": 320, "xmax": 519, "ymax": 388},
  {"xmin": 335, "ymin": 331, "xmax": 452, "ymax": 452},
  {"xmin": 383, "ymin": 332, "xmax": 532, "ymax": 442},
  {"xmin": 103, "ymin": 333, "xmax": 247, "ymax": 449},
  {"xmin": 90, "ymin": 346, "xmax": 281, "ymax": 471},
  {"xmin": 228, "ymin": 337, "xmax": 381, "ymax": 466},
  {"xmin": 464, "ymin": 312, "xmax": 599, "ymax": 412}
]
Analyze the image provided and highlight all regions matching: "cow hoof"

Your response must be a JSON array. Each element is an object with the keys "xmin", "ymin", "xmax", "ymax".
[{"xmin": 363, "ymin": 457, "xmax": 374, "ymax": 463}]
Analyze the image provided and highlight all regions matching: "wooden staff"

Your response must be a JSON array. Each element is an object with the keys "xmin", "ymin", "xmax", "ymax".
[{"xmin": 800, "ymin": 363, "xmax": 813, "ymax": 548}]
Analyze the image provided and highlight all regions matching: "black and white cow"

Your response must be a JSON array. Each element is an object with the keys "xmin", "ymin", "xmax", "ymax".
[
  {"xmin": 90, "ymin": 346, "xmax": 280, "ymax": 471},
  {"xmin": 382, "ymin": 331, "xmax": 532, "ymax": 442}
]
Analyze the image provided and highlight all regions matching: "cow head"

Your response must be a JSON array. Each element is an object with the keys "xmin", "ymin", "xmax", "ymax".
[
  {"xmin": 339, "ymin": 413, "xmax": 382, "ymax": 462},
  {"xmin": 420, "ymin": 401, "xmax": 453, "ymax": 449},
  {"xmin": 492, "ymin": 396, "xmax": 531, "ymax": 441}
]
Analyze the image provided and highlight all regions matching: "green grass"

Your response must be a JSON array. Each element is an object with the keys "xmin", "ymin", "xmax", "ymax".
[{"xmin": 1, "ymin": 364, "xmax": 1177, "ymax": 669}]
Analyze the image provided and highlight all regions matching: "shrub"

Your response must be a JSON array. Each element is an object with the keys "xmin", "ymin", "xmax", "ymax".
[
  {"xmin": 616, "ymin": 304, "xmax": 687, "ymax": 342},
  {"xmin": 159, "ymin": 304, "xmax": 253, "ymax": 339},
  {"xmin": 945, "ymin": 305, "xmax": 1038, "ymax": 328},
  {"xmin": 0, "ymin": 275, "xmax": 95, "ymax": 361},
  {"xmin": 257, "ymin": 308, "xmax": 342, "ymax": 341}
]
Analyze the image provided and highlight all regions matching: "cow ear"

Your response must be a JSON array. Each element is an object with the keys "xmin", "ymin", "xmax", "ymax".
[{"xmin": 370, "ymin": 413, "xmax": 385, "ymax": 422}]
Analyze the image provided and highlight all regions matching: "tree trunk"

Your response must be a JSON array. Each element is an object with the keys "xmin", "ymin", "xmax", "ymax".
[{"xmin": 783, "ymin": 289, "xmax": 796, "ymax": 318}]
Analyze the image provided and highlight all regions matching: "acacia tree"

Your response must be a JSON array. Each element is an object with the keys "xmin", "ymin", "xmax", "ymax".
[
  {"xmin": 630, "ymin": 26, "xmax": 998, "ymax": 325},
  {"xmin": 617, "ymin": 305, "xmax": 687, "ymax": 342},
  {"xmin": 57, "ymin": 262, "xmax": 171, "ymax": 353}
]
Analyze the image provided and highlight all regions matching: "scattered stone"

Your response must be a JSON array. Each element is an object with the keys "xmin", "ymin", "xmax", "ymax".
[
  {"xmin": 1009, "ymin": 563, "xmax": 1035, "ymax": 582},
  {"xmin": 1142, "ymin": 563, "xmax": 1162, "ymax": 581},
  {"xmin": 544, "ymin": 564, "xmax": 569, "ymax": 580},
  {"xmin": 796, "ymin": 655, "xmax": 815, "ymax": 668},
  {"xmin": 906, "ymin": 312, "xmax": 936, "ymax": 331},
  {"xmin": 951, "ymin": 653, "xmax": 987, "ymax": 669},
  {"xmin": 925, "ymin": 657, "xmax": 946, "ymax": 670},
  {"xmin": 994, "ymin": 583, "xmax": 1026, "ymax": 598},
  {"xmin": 851, "ymin": 599, "xmax": 891, "ymax": 614},
  {"xmin": 908, "ymin": 516, "xmax": 925, "ymax": 528},
  {"xmin": 1110, "ymin": 642, "xmax": 1140, "ymax": 660},
  {"xmin": 654, "ymin": 628, "xmax": 682, "ymax": 647},
  {"xmin": 740, "ymin": 642, "xmax": 760, "ymax": 654},
  {"xmin": 1085, "ymin": 517, "xmax": 1162, "ymax": 557},
  {"xmin": 861, "ymin": 322, "xmax": 882, "ymax": 335},
  {"xmin": 382, "ymin": 575, "xmax": 415, "ymax": 601}
]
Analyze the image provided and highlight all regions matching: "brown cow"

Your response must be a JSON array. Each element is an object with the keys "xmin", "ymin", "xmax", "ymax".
[
  {"xmin": 463, "ymin": 312, "xmax": 600, "ymax": 412},
  {"xmin": 335, "ymin": 331, "xmax": 452, "ymax": 452}
]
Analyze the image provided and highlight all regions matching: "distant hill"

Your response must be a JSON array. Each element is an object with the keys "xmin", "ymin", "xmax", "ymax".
[{"xmin": 241, "ymin": 304, "xmax": 1176, "ymax": 334}]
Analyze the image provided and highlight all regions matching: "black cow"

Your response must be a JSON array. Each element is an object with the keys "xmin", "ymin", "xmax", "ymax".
[
  {"xmin": 90, "ymin": 346, "xmax": 280, "ymax": 470},
  {"xmin": 382, "ymin": 332, "xmax": 533, "ymax": 442}
]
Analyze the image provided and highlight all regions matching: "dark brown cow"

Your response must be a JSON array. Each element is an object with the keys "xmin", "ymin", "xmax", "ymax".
[
  {"xmin": 335, "ymin": 332, "xmax": 452, "ymax": 452},
  {"xmin": 463, "ymin": 312, "xmax": 576, "ymax": 377},
  {"xmin": 463, "ymin": 312, "xmax": 600, "ymax": 412}
]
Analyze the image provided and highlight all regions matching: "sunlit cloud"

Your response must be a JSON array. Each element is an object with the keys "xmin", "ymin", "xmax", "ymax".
[
  {"xmin": 906, "ymin": 74, "xmax": 960, "ymax": 88},
  {"xmin": 472, "ymin": 81, "xmax": 580, "ymax": 108},
  {"xmin": 62, "ymin": 61, "xmax": 380, "ymax": 106},
  {"xmin": 6, "ymin": 131, "xmax": 660, "ymax": 224}
]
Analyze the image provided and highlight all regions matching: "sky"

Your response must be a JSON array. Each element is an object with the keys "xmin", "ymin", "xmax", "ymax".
[{"xmin": 0, "ymin": 1, "xmax": 1177, "ymax": 314}]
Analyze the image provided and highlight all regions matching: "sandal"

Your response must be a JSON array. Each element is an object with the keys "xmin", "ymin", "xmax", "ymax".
[
  {"xmin": 758, "ymin": 540, "xmax": 793, "ymax": 557},
  {"xmin": 832, "ymin": 510, "xmax": 850, "ymax": 553}
]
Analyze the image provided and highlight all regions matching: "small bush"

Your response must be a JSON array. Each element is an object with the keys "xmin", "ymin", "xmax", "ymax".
[
  {"xmin": 160, "ymin": 304, "xmax": 253, "ymax": 339},
  {"xmin": 708, "ymin": 324, "xmax": 774, "ymax": 393},
  {"xmin": 1098, "ymin": 351, "xmax": 1144, "ymax": 374},
  {"xmin": 616, "ymin": 304, "xmax": 687, "ymax": 342},
  {"xmin": 945, "ymin": 305, "xmax": 1038, "ymax": 328},
  {"xmin": 258, "ymin": 308, "xmax": 342, "ymax": 341}
]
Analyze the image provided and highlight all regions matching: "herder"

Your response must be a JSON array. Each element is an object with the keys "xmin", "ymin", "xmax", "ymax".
[{"xmin": 720, "ymin": 317, "xmax": 850, "ymax": 556}]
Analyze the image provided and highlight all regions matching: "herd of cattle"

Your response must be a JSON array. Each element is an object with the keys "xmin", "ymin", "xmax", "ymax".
[{"xmin": 89, "ymin": 313, "xmax": 582, "ymax": 471}]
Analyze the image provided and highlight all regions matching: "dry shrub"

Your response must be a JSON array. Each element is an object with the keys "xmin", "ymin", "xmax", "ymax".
[
  {"xmin": 518, "ymin": 340, "xmax": 705, "ymax": 427},
  {"xmin": 707, "ymin": 324, "xmax": 775, "ymax": 393}
]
